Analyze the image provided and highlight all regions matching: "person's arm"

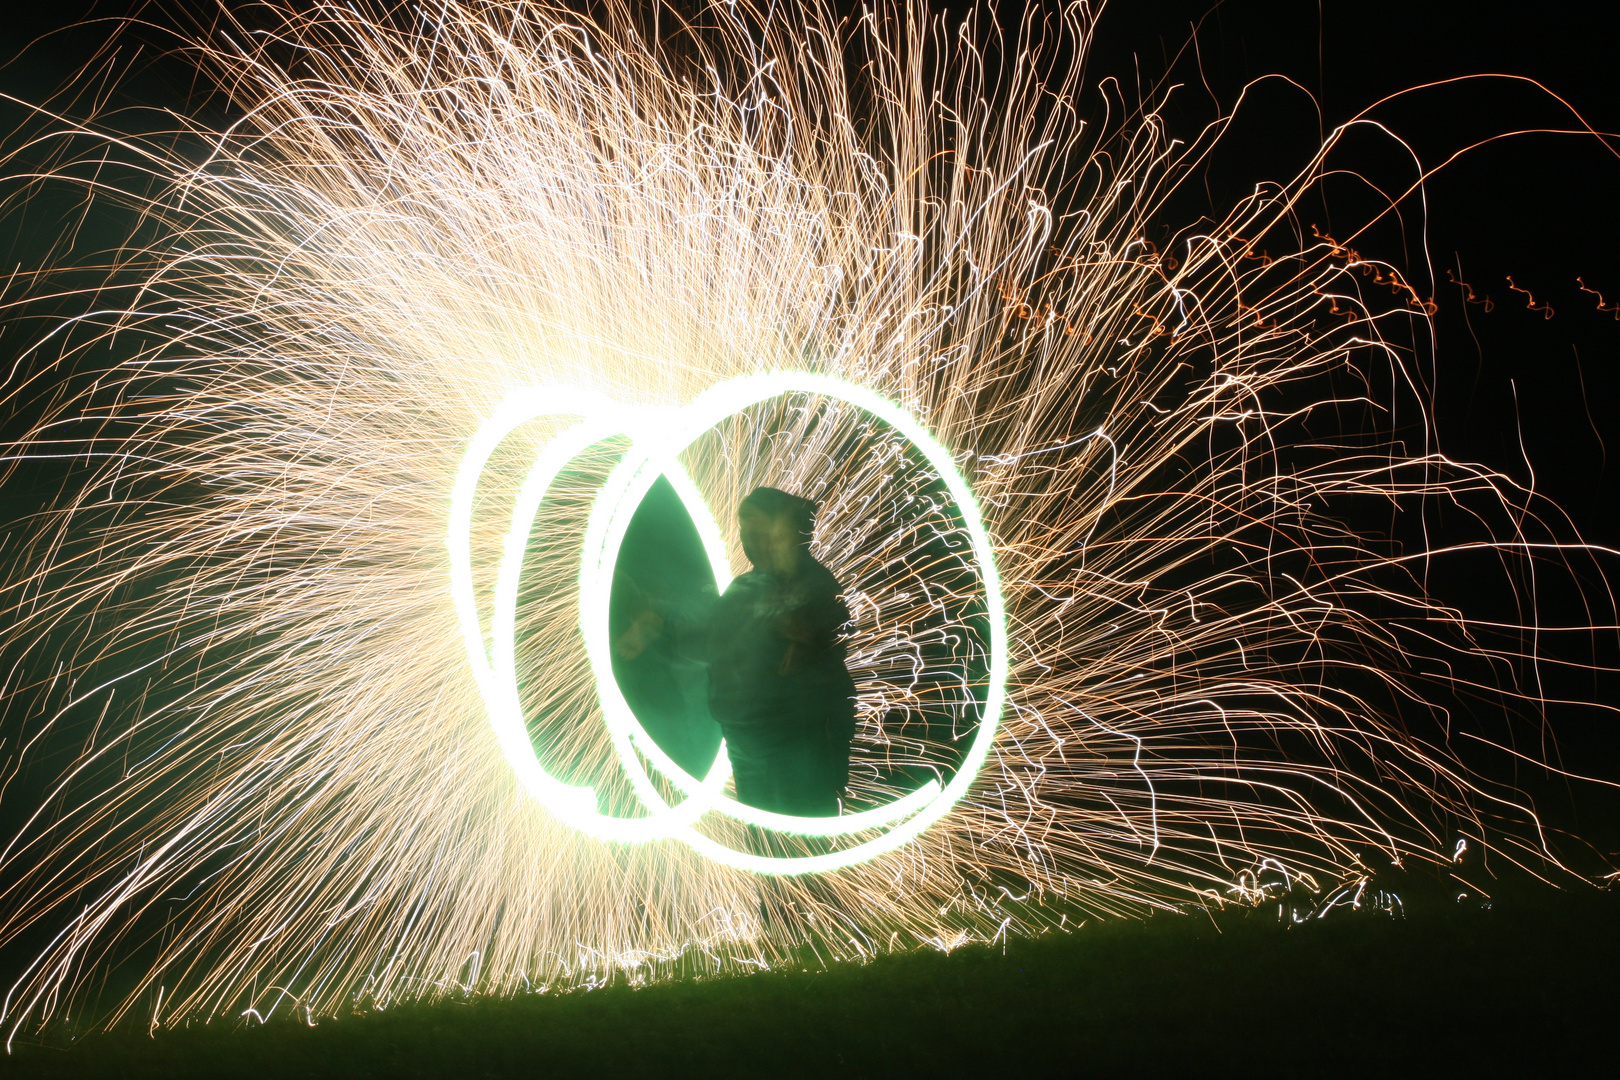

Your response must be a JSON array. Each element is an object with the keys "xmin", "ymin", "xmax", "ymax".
[
  {"xmin": 666, "ymin": 584, "xmax": 719, "ymax": 664},
  {"xmin": 613, "ymin": 609, "xmax": 665, "ymax": 659},
  {"xmin": 611, "ymin": 572, "xmax": 718, "ymax": 661}
]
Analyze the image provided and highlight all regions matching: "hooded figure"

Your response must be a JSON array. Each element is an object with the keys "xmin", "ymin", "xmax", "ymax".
[
  {"xmin": 615, "ymin": 485, "xmax": 856, "ymax": 816},
  {"xmin": 705, "ymin": 487, "xmax": 857, "ymax": 816}
]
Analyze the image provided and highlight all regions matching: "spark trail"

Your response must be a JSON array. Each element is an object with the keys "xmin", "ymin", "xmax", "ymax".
[{"xmin": 0, "ymin": 0, "xmax": 1612, "ymax": 1034}]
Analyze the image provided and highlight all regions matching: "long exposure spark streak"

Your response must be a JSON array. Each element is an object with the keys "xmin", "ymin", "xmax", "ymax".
[{"xmin": 0, "ymin": 0, "xmax": 1614, "ymax": 1036}]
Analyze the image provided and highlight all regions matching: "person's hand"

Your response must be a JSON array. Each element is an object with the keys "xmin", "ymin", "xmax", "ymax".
[{"xmin": 613, "ymin": 610, "xmax": 665, "ymax": 659}]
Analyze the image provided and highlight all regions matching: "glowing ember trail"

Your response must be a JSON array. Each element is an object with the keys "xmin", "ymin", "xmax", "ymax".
[{"xmin": 0, "ymin": 0, "xmax": 1612, "ymax": 1035}]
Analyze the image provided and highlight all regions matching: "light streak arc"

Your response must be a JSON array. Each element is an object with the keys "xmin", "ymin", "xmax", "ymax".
[{"xmin": 458, "ymin": 373, "xmax": 985, "ymax": 868}]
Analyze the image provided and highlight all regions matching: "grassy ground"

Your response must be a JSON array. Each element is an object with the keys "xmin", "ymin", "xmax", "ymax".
[{"xmin": 1, "ymin": 878, "xmax": 1614, "ymax": 1079}]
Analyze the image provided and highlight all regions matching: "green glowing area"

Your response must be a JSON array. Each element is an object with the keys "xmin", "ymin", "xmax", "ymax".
[{"xmin": 605, "ymin": 475, "xmax": 725, "ymax": 782}]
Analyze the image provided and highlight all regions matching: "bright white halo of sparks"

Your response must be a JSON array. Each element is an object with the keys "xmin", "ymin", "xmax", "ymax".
[{"xmin": 0, "ymin": 0, "xmax": 1612, "ymax": 1035}]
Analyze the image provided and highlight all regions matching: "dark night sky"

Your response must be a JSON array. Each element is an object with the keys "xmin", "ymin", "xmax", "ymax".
[
  {"xmin": 1088, "ymin": 1, "xmax": 1620, "ymax": 547},
  {"xmin": 2, "ymin": 2, "xmax": 1617, "ymax": 794}
]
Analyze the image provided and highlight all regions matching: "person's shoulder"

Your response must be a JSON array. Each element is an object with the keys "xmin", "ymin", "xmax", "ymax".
[
  {"xmin": 723, "ymin": 569, "xmax": 769, "ymax": 595},
  {"xmin": 802, "ymin": 556, "xmax": 845, "ymax": 594}
]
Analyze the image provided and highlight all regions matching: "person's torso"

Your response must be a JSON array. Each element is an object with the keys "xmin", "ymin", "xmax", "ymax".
[{"xmin": 706, "ymin": 561, "xmax": 852, "ymax": 726}]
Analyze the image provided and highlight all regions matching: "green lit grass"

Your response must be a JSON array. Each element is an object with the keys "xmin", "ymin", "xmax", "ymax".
[{"xmin": 2, "ymin": 877, "xmax": 1614, "ymax": 1079}]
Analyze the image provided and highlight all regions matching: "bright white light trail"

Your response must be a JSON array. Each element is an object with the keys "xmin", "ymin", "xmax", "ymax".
[{"xmin": 450, "ymin": 372, "xmax": 1003, "ymax": 871}]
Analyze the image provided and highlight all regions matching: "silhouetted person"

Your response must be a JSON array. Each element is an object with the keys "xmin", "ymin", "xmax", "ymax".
[
  {"xmin": 710, "ymin": 487, "xmax": 856, "ymax": 815},
  {"xmin": 616, "ymin": 486, "xmax": 856, "ymax": 816}
]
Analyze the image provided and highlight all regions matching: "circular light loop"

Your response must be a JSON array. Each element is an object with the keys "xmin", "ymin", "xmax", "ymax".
[{"xmin": 449, "ymin": 373, "xmax": 1007, "ymax": 874}]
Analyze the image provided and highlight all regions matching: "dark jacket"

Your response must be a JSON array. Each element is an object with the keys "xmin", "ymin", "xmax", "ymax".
[{"xmin": 705, "ymin": 557, "xmax": 856, "ymax": 730}]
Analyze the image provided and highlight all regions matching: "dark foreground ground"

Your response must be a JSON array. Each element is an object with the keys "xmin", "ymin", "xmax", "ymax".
[{"xmin": 1, "ymin": 878, "xmax": 1614, "ymax": 1080}]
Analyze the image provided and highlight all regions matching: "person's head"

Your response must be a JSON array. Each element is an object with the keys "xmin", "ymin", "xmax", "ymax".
[{"xmin": 737, "ymin": 486, "xmax": 817, "ymax": 574}]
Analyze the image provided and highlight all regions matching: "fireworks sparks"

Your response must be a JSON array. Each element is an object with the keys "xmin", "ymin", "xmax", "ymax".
[{"xmin": 0, "ymin": 0, "xmax": 1612, "ymax": 1036}]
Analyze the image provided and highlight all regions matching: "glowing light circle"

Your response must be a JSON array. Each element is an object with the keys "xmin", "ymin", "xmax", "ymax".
[
  {"xmin": 450, "ymin": 373, "xmax": 1007, "ymax": 874},
  {"xmin": 449, "ymin": 388, "xmax": 722, "ymax": 844}
]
